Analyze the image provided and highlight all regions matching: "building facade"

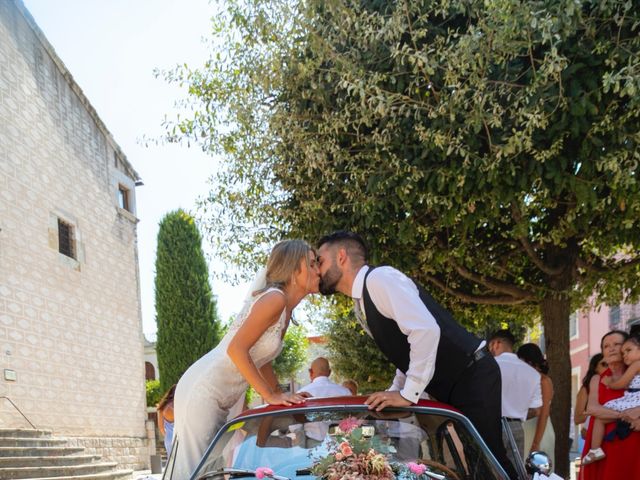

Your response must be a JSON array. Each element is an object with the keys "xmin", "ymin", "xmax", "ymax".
[{"xmin": 0, "ymin": 0, "xmax": 148, "ymax": 470}]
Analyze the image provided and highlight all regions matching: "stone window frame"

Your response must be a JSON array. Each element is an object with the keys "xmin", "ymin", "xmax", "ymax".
[
  {"xmin": 57, "ymin": 218, "xmax": 75, "ymax": 259},
  {"xmin": 48, "ymin": 210, "xmax": 84, "ymax": 270},
  {"xmin": 112, "ymin": 165, "xmax": 138, "ymax": 222},
  {"xmin": 117, "ymin": 184, "xmax": 131, "ymax": 212}
]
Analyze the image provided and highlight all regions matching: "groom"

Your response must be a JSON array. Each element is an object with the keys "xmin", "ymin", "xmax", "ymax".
[{"xmin": 317, "ymin": 231, "xmax": 516, "ymax": 479}]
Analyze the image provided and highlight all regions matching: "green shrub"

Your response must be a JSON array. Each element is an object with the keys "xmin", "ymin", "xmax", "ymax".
[{"xmin": 146, "ymin": 379, "xmax": 163, "ymax": 407}]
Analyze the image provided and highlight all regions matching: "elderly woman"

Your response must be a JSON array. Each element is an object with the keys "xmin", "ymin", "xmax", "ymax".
[{"xmin": 581, "ymin": 330, "xmax": 640, "ymax": 479}]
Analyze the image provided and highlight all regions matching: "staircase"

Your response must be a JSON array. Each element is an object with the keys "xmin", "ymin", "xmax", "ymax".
[{"xmin": 0, "ymin": 429, "xmax": 133, "ymax": 480}]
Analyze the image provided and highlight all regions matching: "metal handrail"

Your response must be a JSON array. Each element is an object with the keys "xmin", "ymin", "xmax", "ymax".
[{"xmin": 0, "ymin": 396, "xmax": 36, "ymax": 429}]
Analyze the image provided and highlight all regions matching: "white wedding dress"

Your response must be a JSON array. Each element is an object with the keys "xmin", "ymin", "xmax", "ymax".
[{"xmin": 173, "ymin": 288, "xmax": 287, "ymax": 479}]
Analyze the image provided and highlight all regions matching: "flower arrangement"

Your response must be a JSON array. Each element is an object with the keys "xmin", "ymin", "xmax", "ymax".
[
  {"xmin": 257, "ymin": 416, "xmax": 441, "ymax": 480},
  {"xmin": 310, "ymin": 417, "xmax": 395, "ymax": 480}
]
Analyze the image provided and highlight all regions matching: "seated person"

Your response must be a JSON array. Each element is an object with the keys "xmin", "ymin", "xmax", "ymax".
[{"xmin": 298, "ymin": 357, "xmax": 351, "ymax": 398}]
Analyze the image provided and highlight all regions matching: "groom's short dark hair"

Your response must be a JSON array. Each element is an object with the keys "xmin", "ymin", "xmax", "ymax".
[
  {"xmin": 489, "ymin": 329, "xmax": 516, "ymax": 348},
  {"xmin": 317, "ymin": 231, "xmax": 368, "ymax": 264}
]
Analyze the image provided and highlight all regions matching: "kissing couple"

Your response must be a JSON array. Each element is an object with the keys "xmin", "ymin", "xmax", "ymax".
[{"xmin": 172, "ymin": 231, "xmax": 517, "ymax": 479}]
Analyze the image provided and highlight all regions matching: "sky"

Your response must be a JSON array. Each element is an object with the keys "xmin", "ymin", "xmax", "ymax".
[{"xmin": 22, "ymin": 0, "xmax": 249, "ymax": 340}]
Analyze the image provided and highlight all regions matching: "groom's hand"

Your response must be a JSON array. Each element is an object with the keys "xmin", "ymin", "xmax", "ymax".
[{"xmin": 365, "ymin": 391, "xmax": 412, "ymax": 411}]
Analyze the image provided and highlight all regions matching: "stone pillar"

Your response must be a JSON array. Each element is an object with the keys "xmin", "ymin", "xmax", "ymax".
[{"xmin": 146, "ymin": 419, "xmax": 156, "ymax": 458}]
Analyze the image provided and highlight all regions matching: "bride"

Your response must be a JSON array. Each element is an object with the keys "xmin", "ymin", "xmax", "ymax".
[{"xmin": 173, "ymin": 239, "xmax": 320, "ymax": 478}]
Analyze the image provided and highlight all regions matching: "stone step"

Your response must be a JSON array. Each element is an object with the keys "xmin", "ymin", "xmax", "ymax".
[
  {"xmin": 0, "ymin": 437, "xmax": 68, "ymax": 448},
  {"xmin": 0, "ymin": 429, "xmax": 53, "ymax": 438},
  {"xmin": 0, "ymin": 455, "xmax": 101, "ymax": 468},
  {"xmin": 25, "ymin": 469, "xmax": 132, "ymax": 480},
  {"xmin": 0, "ymin": 461, "xmax": 121, "ymax": 479},
  {"xmin": 0, "ymin": 446, "xmax": 85, "ymax": 457}
]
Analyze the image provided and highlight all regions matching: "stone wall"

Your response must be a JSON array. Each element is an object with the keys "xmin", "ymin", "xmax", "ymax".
[
  {"xmin": 0, "ymin": 0, "xmax": 147, "ymax": 468},
  {"xmin": 65, "ymin": 432, "xmax": 152, "ymax": 471}
]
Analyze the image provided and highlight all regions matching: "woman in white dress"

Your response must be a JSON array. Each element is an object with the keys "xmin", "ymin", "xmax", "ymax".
[
  {"xmin": 173, "ymin": 239, "xmax": 320, "ymax": 478},
  {"xmin": 517, "ymin": 343, "xmax": 555, "ymax": 467}
]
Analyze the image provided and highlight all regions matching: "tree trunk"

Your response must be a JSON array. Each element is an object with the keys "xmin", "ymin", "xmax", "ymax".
[{"xmin": 540, "ymin": 295, "xmax": 572, "ymax": 479}]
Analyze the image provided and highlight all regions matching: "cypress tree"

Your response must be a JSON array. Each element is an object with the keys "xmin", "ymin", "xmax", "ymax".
[{"xmin": 155, "ymin": 209, "xmax": 220, "ymax": 392}]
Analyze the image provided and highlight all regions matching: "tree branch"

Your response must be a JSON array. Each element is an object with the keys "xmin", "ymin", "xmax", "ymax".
[
  {"xmin": 424, "ymin": 275, "xmax": 535, "ymax": 305},
  {"xmin": 510, "ymin": 202, "xmax": 565, "ymax": 276},
  {"xmin": 517, "ymin": 235, "xmax": 565, "ymax": 276},
  {"xmin": 614, "ymin": 256, "xmax": 640, "ymax": 270},
  {"xmin": 576, "ymin": 256, "xmax": 607, "ymax": 274},
  {"xmin": 449, "ymin": 261, "xmax": 535, "ymax": 299},
  {"xmin": 577, "ymin": 255, "xmax": 640, "ymax": 275},
  {"xmin": 432, "ymin": 233, "xmax": 536, "ymax": 298}
]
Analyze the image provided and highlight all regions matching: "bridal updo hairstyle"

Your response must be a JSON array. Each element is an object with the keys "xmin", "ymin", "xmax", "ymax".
[{"xmin": 254, "ymin": 239, "xmax": 313, "ymax": 295}]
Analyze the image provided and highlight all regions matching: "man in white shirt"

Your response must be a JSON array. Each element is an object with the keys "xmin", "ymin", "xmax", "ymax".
[
  {"xmin": 298, "ymin": 357, "xmax": 351, "ymax": 397},
  {"xmin": 489, "ymin": 329, "xmax": 542, "ymax": 463},
  {"xmin": 292, "ymin": 357, "xmax": 350, "ymax": 445},
  {"xmin": 317, "ymin": 231, "xmax": 517, "ymax": 479}
]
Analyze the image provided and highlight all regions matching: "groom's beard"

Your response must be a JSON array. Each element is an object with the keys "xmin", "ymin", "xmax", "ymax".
[{"xmin": 319, "ymin": 264, "xmax": 342, "ymax": 296}]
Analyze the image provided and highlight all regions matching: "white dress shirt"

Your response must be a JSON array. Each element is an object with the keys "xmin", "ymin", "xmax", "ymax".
[
  {"xmin": 352, "ymin": 265, "xmax": 441, "ymax": 403},
  {"xmin": 298, "ymin": 376, "xmax": 352, "ymax": 398},
  {"xmin": 296, "ymin": 376, "xmax": 351, "ymax": 442},
  {"xmin": 494, "ymin": 352, "xmax": 543, "ymax": 420}
]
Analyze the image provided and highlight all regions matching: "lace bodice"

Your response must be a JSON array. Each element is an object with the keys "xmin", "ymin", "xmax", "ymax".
[{"xmin": 221, "ymin": 287, "xmax": 287, "ymax": 366}]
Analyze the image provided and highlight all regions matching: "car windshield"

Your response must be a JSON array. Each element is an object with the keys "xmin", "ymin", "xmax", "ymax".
[{"xmin": 189, "ymin": 407, "xmax": 504, "ymax": 480}]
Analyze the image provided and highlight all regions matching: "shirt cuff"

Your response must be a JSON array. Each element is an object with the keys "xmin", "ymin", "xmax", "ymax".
[{"xmin": 400, "ymin": 378, "xmax": 426, "ymax": 403}]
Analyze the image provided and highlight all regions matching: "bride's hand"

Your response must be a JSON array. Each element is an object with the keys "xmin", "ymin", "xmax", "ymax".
[{"xmin": 265, "ymin": 391, "xmax": 307, "ymax": 406}]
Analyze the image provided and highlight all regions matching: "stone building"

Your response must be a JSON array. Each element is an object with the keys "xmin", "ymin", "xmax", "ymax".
[{"xmin": 0, "ymin": 0, "xmax": 148, "ymax": 470}]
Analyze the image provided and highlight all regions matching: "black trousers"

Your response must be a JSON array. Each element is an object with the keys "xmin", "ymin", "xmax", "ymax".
[{"xmin": 447, "ymin": 354, "xmax": 518, "ymax": 480}]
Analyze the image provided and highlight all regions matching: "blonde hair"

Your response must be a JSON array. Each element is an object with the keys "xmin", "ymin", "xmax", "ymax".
[{"xmin": 254, "ymin": 239, "xmax": 313, "ymax": 295}]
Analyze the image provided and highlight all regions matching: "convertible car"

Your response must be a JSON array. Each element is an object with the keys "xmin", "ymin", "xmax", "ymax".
[{"xmin": 163, "ymin": 396, "xmax": 550, "ymax": 480}]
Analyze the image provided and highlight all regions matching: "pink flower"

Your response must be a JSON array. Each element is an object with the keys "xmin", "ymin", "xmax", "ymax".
[
  {"xmin": 408, "ymin": 462, "xmax": 427, "ymax": 475},
  {"xmin": 339, "ymin": 441, "xmax": 354, "ymax": 457},
  {"xmin": 338, "ymin": 417, "xmax": 361, "ymax": 433},
  {"xmin": 255, "ymin": 467, "xmax": 273, "ymax": 479},
  {"xmin": 335, "ymin": 452, "xmax": 344, "ymax": 461}
]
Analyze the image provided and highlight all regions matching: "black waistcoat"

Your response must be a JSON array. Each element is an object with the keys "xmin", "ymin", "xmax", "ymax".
[{"xmin": 361, "ymin": 267, "xmax": 481, "ymax": 403}]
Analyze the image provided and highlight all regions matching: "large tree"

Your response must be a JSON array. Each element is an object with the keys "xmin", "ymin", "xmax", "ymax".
[
  {"xmin": 155, "ymin": 209, "xmax": 221, "ymax": 392},
  {"xmin": 161, "ymin": 0, "xmax": 640, "ymax": 475}
]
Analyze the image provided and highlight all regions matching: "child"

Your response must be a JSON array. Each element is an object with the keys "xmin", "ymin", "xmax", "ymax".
[{"xmin": 582, "ymin": 336, "xmax": 640, "ymax": 464}]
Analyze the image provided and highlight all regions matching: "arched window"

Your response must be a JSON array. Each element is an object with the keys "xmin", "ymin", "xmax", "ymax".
[{"xmin": 145, "ymin": 361, "xmax": 156, "ymax": 381}]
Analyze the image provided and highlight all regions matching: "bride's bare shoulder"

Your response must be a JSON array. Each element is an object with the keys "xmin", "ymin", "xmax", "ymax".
[{"xmin": 249, "ymin": 290, "xmax": 286, "ymax": 319}]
